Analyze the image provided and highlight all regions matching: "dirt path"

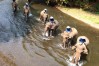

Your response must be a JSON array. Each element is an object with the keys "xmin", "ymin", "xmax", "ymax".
[{"xmin": 56, "ymin": 6, "xmax": 99, "ymax": 29}]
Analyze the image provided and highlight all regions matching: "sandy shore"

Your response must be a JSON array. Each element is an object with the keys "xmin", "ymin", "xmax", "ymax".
[{"xmin": 56, "ymin": 6, "xmax": 99, "ymax": 29}]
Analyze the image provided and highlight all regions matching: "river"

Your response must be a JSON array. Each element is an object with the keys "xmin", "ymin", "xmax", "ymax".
[{"xmin": 0, "ymin": 0, "xmax": 99, "ymax": 66}]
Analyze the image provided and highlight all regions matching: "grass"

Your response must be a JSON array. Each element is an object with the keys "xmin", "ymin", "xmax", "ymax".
[{"xmin": 58, "ymin": 7, "xmax": 99, "ymax": 24}]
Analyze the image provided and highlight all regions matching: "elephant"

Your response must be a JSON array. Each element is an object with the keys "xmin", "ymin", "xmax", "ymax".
[
  {"xmin": 71, "ymin": 45, "xmax": 88, "ymax": 66},
  {"xmin": 23, "ymin": 6, "xmax": 30, "ymax": 21},
  {"xmin": 40, "ymin": 10, "xmax": 49, "ymax": 24},
  {"xmin": 12, "ymin": 1, "xmax": 18, "ymax": 13},
  {"xmin": 61, "ymin": 27, "xmax": 78, "ymax": 48},
  {"xmin": 50, "ymin": 20, "xmax": 59, "ymax": 36},
  {"xmin": 44, "ymin": 20, "xmax": 59, "ymax": 37},
  {"xmin": 71, "ymin": 36, "xmax": 89, "ymax": 65}
]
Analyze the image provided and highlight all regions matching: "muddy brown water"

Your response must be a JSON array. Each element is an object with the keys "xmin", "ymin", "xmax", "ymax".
[{"xmin": 0, "ymin": 0, "xmax": 99, "ymax": 66}]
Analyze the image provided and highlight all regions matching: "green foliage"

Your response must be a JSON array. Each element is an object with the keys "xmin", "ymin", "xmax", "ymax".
[
  {"xmin": 45, "ymin": 0, "xmax": 99, "ymax": 12},
  {"xmin": 75, "ymin": 0, "xmax": 89, "ymax": 8},
  {"xmin": 84, "ymin": 3, "xmax": 99, "ymax": 12},
  {"xmin": 94, "ymin": 3, "xmax": 99, "ymax": 12},
  {"xmin": 46, "ymin": 0, "xmax": 89, "ymax": 7}
]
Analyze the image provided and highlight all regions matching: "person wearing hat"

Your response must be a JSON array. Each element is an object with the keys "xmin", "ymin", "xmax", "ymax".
[
  {"xmin": 49, "ymin": 16, "xmax": 59, "ymax": 36},
  {"xmin": 49, "ymin": 16, "xmax": 56, "ymax": 36},
  {"xmin": 61, "ymin": 26, "xmax": 78, "ymax": 48},
  {"xmin": 44, "ymin": 16, "xmax": 54, "ymax": 37},
  {"xmin": 40, "ymin": 8, "xmax": 48, "ymax": 23},
  {"xmin": 66, "ymin": 26, "xmax": 72, "ymax": 32},
  {"xmin": 71, "ymin": 36, "xmax": 89, "ymax": 66},
  {"xmin": 44, "ymin": 16, "xmax": 59, "ymax": 37},
  {"xmin": 23, "ymin": 3, "xmax": 30, "ymax": 17},
  {"xmin": 12, "ymin": 0, "xmax": 18, "ymax": 13},
  {"xmin": 63, "ymin": 26, "xmax": 72, "ymax": 38}
]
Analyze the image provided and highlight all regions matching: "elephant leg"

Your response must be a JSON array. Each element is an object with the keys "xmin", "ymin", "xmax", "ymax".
[
  {"xmin": 44, "ymin": 18, "xmax": 46, "ymax": 25},
  {"xmin": 68, "ymin": 38, "xmax": 72, "ymax": 48},
  {"xmin": 48, "ymin": 28, "xmax": 51, "ymax": 36},
  {"xmin": 54, "ymin": 26, "xmax": 58, "ymax": 35},
  {"xmin": 44, "ymin": 27, "xmax": 48, "ymax": 37},
  {"xmin": 63, "ymin": 42, "xmax": 66, "ymax": 48},
  {"xmin": 13, "ymin": 6, "xmax": 17, "ymax": 13},
  {"xmin": 72, "ymin": 52, "xmax": 80, "ymax": 65},
  {"xmin": 14, "ymin": 6, "xmax": 17, "ymax": 12},
  {"xmin": 54, "ymin": 28, "xmax": 57, "ymax": 35},
  {"xmin": 64, "ymin": 39, "xmax": 68, "ymax": 48},
  {"xmin": 63, "ymin": 39, "xmax": 67, "ymax": 48},
  {"xmin": 51, "ymin": 29, "xmax": 54, "ymax": 36},
  {"xmin": 71, "ymin": 55, "xmax": 75, "ymax": 63},
  {"xmin": 75, "ymin": 56, "xmax": 80, "ymax": 66},
  {"xmin": 44, "ymin": 15, "xmax": 48, "ymax": 25},
  {"xmin": 71, "ymin": 36, "xmax": 77, "ymax": 45},
  {"xmin": 40, "ymin": 15, "xmax": 43, "ymax": 21}
]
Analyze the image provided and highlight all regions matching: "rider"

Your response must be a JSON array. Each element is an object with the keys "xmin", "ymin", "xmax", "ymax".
[
  {"xmin": 65, "ymin": 26, "xmax": 72, "ymax": 33},
  {"xmin": 61, "ymin": 26, "xmax": 74, "ymax": 48},
  {"xmin": 41, "ymin": 9, "xmax": 47, "ymax": 15},
  {"xmin": 12, "ymin": 0, "xmax": 18, "ymax": 12},
  {"xmin": 49, "ymin": 16, "xmax": 55, "ymax": 23},
  {"xmin": 49, "ymin": 16, "xmax": 56, "ymax": 36},
  {"xmin": 65, "ymin": 26, "xmax": 72, "ymax": 38},
  {"xmin": 71, "ymin": 37, "xmax": 88, "ymax": 66},
  {"xmin": 40, "ymin": 8, "xmax": 48, "ymax": 20},
  {"xmin": 44, "ymin": 16, "xmax": 55, "ymax": 37},
  {"xmin": 43, "ymin": 9, "xmax": 47, "ymax": 14},
  {"xmin": 23, "ymin": 3, "xmax": 30, "ymax": 16}
]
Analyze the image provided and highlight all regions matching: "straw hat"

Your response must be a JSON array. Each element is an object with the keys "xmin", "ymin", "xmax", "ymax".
[{"xmin": 77, "ymin": 36, "xmax": 89, "ymax": 45}]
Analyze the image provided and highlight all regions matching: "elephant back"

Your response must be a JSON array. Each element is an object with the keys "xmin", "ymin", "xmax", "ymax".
[
  {"xmin": 54, "ymin": 20, "xmax": 59, "ymax": 26},
  {"xmin": 51, "ymin": 20, "xmax": 59, "ymax": 29},
  {"xmin": 69, "ymin": 28, "xmax": 78, "ymax": 38},
  {"xmin": 40, "ymin": 10, "xmax": 45, "ymax": 16}
]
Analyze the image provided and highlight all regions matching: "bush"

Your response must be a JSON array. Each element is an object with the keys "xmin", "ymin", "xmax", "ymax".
[{"xmin": 84, "ymin": 2, "xmax": 99, "ymax": 12}]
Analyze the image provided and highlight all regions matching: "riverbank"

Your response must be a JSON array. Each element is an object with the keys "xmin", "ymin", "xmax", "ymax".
[{"xmin": 56, "ymin": 6, "xmax": 99, "ymax": 29}]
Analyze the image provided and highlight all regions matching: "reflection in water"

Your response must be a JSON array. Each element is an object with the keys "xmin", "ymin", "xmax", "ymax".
[{"xmin": 0, "ymin": 0, "xmax": 99, "ymax": 66}]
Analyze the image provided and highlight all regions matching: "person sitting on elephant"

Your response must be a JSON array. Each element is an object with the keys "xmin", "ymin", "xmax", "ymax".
[
  {"xmin": 12, "ymin": 0, "xmax": 18, "ymax": 13},
  {"xmin": 40, "ymin": 9, "xmax": 48, "ymax": 24},
  {"xmin": 49, "ymin": 16, "xmax": 56, "ymax": 36},
  {"xmin": 23, "ymin": 3, "xmax": 30, "ymax": 17},
  {"xmin": 71, "ymin": 36, "xmax": 89, "ymax": 66},
  {"xmin": 61, "ymin": 26, "xmax": 78, "ymax": 48},
  {"xmin": 77, "ymin": 36, "xmax": 89, "ymax": 46},
  {"xmin": 44, "ymin": 16, "xmax": 55, "ymax": 37}
]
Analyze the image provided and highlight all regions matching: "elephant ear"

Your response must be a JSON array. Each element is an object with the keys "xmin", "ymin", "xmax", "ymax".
[
  {"xmin": 71, "ymin": 28, "xmax": 78, "ymax": 35},
  {"xmin": 69, "ymin": 28, "xmax": 78, "ymax": 38},
  {"xmin": 54, "ymin": 20, "xmax": 59, "ymax": 25},
  {"xmin": 77, "ymin": 36, "xmax": 89, "ymax": 45}
]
